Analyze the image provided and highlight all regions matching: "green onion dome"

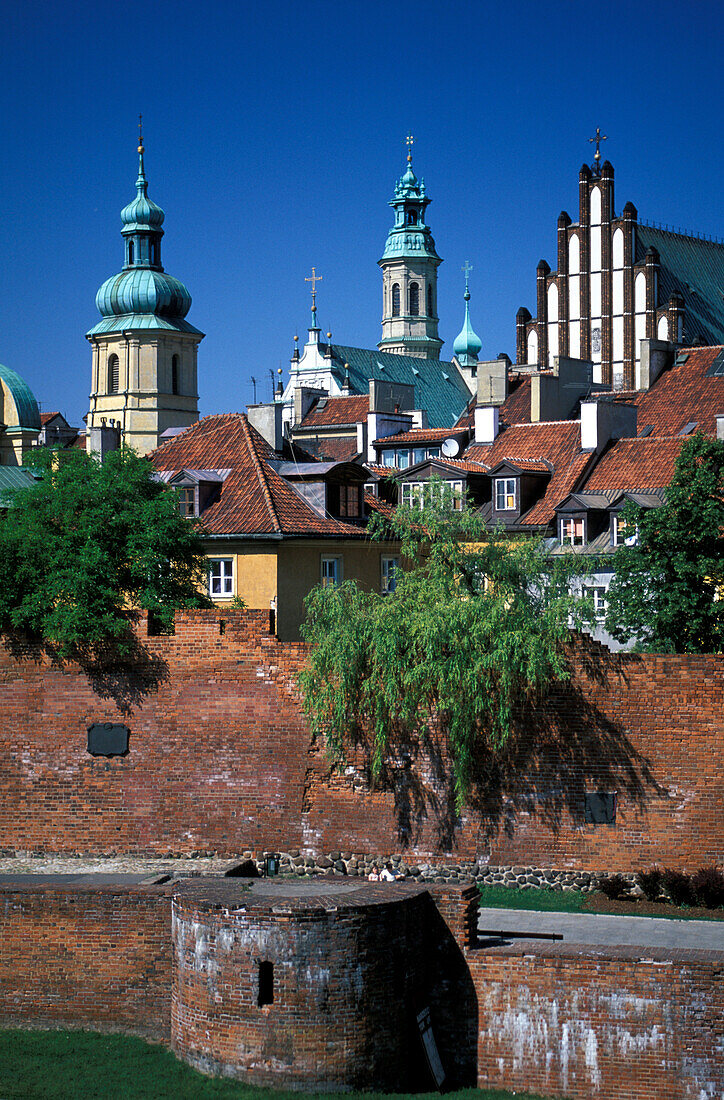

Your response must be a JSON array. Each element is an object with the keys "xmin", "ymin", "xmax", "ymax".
[{"xmin": 95, "ymin": 267, "xmax": 192, "ymax": 320}]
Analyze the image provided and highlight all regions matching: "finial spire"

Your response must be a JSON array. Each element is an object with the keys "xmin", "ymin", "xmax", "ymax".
[
  {"xmin": 462, "ymin": 260, "xmax": 473, "ymax": 299},
  {"xmin": 588, "ymin": 127, "xmax": 607, "ymax": 174},
  {"xmin": 305, "ymin": 266, "xmax": 323, "ymax": 328},
  {"xmin": 406, "ymin": 131, "xmax": 414, "ymax": 164},
  {"xmin": 136, "ymin": 113, "xmax": 147, "ymax": 188}
]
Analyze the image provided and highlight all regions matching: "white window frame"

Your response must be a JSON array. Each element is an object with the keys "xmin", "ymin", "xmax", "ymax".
[
  {"xmin": 321, "ymin": 555, "xmax": 343, "ymax": 587},
  {"xmin": 582, "ymin": 584, "xmax": 607, "ymax": 624},
  {"xmin": 613, "ymin": 516, "xmax": 638, "ymax": 547},
  {"xmin": 494, "ymin": 477, "xmax": 517, "ymax": 511},
  {"xmin": 208, "ymin": 557, "xmax": 234, "ymax": 598},
  {"xmin": 561, "ymin": 517, "xmax": 585, "ymax": 546},
  {"xmin": 381, "ymin": 555, "xmax": 398, "ymax": 595}
]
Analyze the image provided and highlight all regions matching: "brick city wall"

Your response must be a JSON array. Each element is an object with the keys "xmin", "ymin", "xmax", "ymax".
[
  {"xmin": 0, "ymin": 884, "xmax": 172, "ymax": 1040},
  {"xmin": 0, "ymin": 610, "xmax": 722, "ymax": 871},
  {"xmin": 467, "ymin": 944, "xmax": 724, "ymax": 1100}
]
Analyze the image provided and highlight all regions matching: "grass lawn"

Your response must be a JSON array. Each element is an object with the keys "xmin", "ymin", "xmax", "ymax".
[
  {"xmin": 0, "ymin": 1029, "xmax": 561, "ymax": 1100},
  {"xmin": 478, "ymin": 885, "xmax": 586, "ymax": 913},
  {"xmin": 478, "ymin": 884, "xmax": 724, "ymax": 921}
]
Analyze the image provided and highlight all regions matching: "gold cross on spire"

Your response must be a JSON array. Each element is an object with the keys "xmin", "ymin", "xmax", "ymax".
[
  {"xmin": 138, "ymin": 113, "xmax": 144, "ymax": 154},
  {"xmin": 406, "ymin": 131, "xmax": 414, "ymax": 163},
  {"xmin": 305, "ymin": 266, "xmax": 323, "ymax": 309},
  {"xmin": 589, "ymin": 126, "xmax": 607, "ymax": 170}
]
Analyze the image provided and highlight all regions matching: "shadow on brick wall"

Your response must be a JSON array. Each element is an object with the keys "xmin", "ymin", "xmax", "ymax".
[
  {"xmin": 2, "ymin": 627, "xmax": 169, "ymax": 717},
  {"xmin": 358, "ymin": 647, "xmax": 668, "ymax": 851}
]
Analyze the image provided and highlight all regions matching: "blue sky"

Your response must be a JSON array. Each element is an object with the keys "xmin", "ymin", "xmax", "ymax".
[{"xmin": 1, "ymin": 0, "xmax": 722, "ymax": 425}]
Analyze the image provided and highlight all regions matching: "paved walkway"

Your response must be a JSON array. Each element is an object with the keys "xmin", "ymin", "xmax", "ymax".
[{"xmin": 478, "ymin": 906, "xmax": 724, "ymax": 952}]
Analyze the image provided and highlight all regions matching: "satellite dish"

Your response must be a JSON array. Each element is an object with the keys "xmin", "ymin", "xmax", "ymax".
[{"xmin": 441, "ymin": 437, "xmax": 460, "ymax": 458}]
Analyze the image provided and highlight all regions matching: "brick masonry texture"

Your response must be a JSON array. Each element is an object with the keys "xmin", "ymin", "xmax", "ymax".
[
  {"xmin": 1, "ymin": 878, "xmax": 721, "ymax": 1097},
  {"xmin": 0, "ymin": 610, "xmax": 722, "ymax": 872},
  {"xmin": 0, "ymin": 884, "xmax": 172, "ymax": 1040},
  {"xmin": 467, "ymin": 944, "xmax": 724, "ymax": 1100}
]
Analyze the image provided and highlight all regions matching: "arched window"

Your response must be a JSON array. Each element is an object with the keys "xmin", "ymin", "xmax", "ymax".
[
  {"xmin": 407, "ymin": 209, "xmax": 417, "ymax": 225},
  {"xmin": 409, "ymin": 282, "xmax": 419, "ymax": 316},
  {"xmin": 172, "ymin": 354, "xmax": 179, "ymax": 395},
  {"xmin": 108, "ymin": 354, "xmax": 119, "ymax": 394},
  {"xmin": 391, "ymin": 283, "xmax": 400, "ymax": 317},
  {"xmin": 151, "ymin": 242, "xmax": 157, "ymax": 265},
  {"xmin": 427, "ymin": 284, "xmax": 433, "ymax": 317},
  {"xmin": 128, "ymin": 241, "xmax": 134, "ymax": 265}
]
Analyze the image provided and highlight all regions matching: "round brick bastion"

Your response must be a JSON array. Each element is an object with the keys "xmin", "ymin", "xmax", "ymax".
[{"xmin": 171, "ymin": 876, "xmax": 438, "ymax": 1092}]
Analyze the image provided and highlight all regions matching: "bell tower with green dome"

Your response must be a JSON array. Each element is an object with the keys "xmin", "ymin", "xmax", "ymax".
[
  {"xmin": 86, "ymin": 123, "xmax": 203, "ymax": 455},
  {"xmin": 378, "ymin": 136, "xmax": 443, "ymax": 359}
]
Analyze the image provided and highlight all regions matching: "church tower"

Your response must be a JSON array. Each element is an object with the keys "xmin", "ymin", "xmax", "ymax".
[
  {"xmin": 378, "ymin": 137, "xmax": 443, "ymax": 359},
  {"xmin": 86, "ymin": 125, "xmax": 203, "ymax": 455}
]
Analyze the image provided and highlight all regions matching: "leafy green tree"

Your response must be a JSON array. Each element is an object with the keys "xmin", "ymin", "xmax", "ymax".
[
  {"xmin": 299, "ymin": 484, "xmax": 589, "ymax": 806},
  {"xmin": 604, "ymin": 432, "xmax": 724, "ymax": 653},
  {"xmin": 0, "ymin": 446, "xmax": 210, "ymax": 657}
]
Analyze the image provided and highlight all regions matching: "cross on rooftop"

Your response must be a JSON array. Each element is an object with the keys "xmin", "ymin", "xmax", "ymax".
[
  {"xmin": 406, "ymin": 132, "xmax": 414, "ymax": 163},
  {"xmin": 589, "ymin": 127, "xmax": 607, "ymax": 171},
  {"xmin": 462, "ymin": 260, "xmax": 473, "ymax": 290},
  {"xmin": 305, "ymin": 267, "xmax": 322, "ymax": 307},
  {"xmin": 138, "ymin": 113, "xmax": 143, "ymax": 153}
]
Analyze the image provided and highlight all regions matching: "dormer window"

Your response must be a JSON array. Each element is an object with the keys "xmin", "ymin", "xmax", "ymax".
[
  {"xmin": 494, "ymin": 478, "xmax": 517, "ymax": 511},
  {"xmin": 561, "ymin": 517, "xmax": 585, "ymax": 546},
  {"xmin": 177, "ymin": 487, "xmax": 196, "ymax": 517}
]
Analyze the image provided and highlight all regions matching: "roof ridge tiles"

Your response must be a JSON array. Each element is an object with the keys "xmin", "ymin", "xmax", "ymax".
[{"xmin": 239, "ymin": 415, "xmax": 281, "ymax": 533}]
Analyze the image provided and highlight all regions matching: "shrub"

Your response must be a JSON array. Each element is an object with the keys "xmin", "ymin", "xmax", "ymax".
[
  {"xmin": 690, "ymin": 866, "xmax": 724, "ymax": 909},
  {"xmin": 662, "ymin": 869, "xmax": 693, "ymax": 907},
  {"xmin": 598, "ymin": 873, "xmax": 629, "ymax": 900},
  {"xmin": 636, "ymin": 868, "xmax": 663, "ymax": 902}
]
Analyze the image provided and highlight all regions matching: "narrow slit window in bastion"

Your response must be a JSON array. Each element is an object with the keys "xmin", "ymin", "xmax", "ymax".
[{"xmin": 258, "ymin": 960, "xmax": 274, "ymax": 1006}]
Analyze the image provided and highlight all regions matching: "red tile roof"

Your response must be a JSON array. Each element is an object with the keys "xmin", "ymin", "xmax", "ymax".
[
  {"xmin": 40, "ymin": 411, "xmax": 61, "ymax": 425},
  {"xmin": 150, "ymin": 414, "xmax": 366, "ymax": 538},
  {"xmin": 583, "ymin": 435, "xmax": 687, "ymax": 492},
  {"xmin": 375, "ymin": 427, "xmax": 463, "ymax": 445},
  {"xmin": 300, "ymin": 395, "xmax": 369, "ymax": 427},
  {"xmin": 456, "ymin": 375, "xmax": 533, "ymax": 430},
  {"xmin": 303, "ymin": 435, "xmax": 360, "ymax": 462},
  {"xmin": 467, "ymin": 420, "xmax": 593, "ymax": 526},
  {"xmin": 625, "ymin": 345, "xmax": 724, "ymax": 436}
]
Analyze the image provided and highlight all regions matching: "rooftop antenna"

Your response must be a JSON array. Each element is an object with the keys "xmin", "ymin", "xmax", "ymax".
[
  {"xmin": 268, "ymin": 368, "xmax": 275, "ymax": 399},
  {"xmin": 250, "ymin": 376, "xmax": 257, "ymax": 403}
]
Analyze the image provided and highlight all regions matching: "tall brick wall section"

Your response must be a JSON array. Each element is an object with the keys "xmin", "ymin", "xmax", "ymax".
[
  {"xmin": 0, "ymin": 884, "xmax": 172, "ymax": 1040},
  {"xmin": 467, "ymin": 944, "xmax": 724, "ymax": 1099},
  {"xmin": 0, "ymin": 611, "xmax": 722, "ymax": 870}
]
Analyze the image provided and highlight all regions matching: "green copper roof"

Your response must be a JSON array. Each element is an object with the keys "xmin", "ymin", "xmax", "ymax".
[
  {"xmin": 0, "ymin": 466, "xmax": 38, "ymax": 507},
  {"xmin": 636, "ymin": 225, "xmax": 724, "ymax": 345},
  {"xmin": 0, "ymin": 363, "xmax": 41, "ymax": 430},
  {"xmin": 326, "ymin": 344, "xmax": 470, "ymax": 428},
  {"xmin": 380, "ymin": 156, "xmax": 441, "ymax": 264},
  {"xmin": 88, "ymin": 312, "xmax": 203, "ymax": 336},
  {"xmin": 453, "ymin": 287, "xmax": 482, "ymax": 364},
  {"xmin": 89, "ymin": 138, "xmax": 200, "ymax": 338}
]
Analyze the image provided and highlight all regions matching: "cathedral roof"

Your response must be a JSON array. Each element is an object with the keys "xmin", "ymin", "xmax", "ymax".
[
  {"xmin": 635, "ymin": 226, "xmax": 724, "ymax": 346},
  {"xmin": 323, "ymin": 344, "xmax": 470, "ymax": 429}
]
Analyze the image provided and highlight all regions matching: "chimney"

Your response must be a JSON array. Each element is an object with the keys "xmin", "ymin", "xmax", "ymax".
[
  {"xmin": 637, "ymin": 339, "xmax": 673, "ymax": 391},
  {"xmin": 476, "ymin": 355, "xmax": 509, "ymax": 408},
  {"xmin": 530, "ymin": 356, "xmax": 595, "ymax": 422},
  {"xmin": 474, "ymin": 405, "xmax": 499, "ymax": 445},
  {"xmin": 247, "ymin": 401, "xmax": 284, "ymax": 453},
  {"xmin": 717, "ymin": 415, "xmax": 724, "ymax": 442},
  {"xmin": 88, "ymin": 418, "xmax": 121, "ymax": 462},
  {"xmin": 580, "ymin": 398, "xmax": 637, "ymax": 453}
]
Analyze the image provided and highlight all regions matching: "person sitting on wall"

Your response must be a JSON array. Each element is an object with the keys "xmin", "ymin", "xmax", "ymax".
[
  {"xmin": 380, "ymin": 862, "xmax": 397, "ymax": 881},
  {"xmin": 368, "ymin": 864, "xmax": 380, "ymax": 881}
]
